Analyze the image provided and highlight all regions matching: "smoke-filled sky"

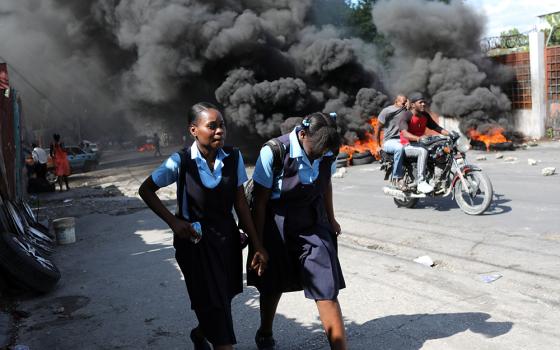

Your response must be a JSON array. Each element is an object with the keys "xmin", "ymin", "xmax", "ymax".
[{"xmin": 0, "ymin": 0, "xmax": 517, "ymax": 145}]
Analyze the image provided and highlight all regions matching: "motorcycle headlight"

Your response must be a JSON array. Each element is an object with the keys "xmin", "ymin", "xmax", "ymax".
[{"xmin": 456, "ymin": 136, "xmax": 471, "ymax": 153}]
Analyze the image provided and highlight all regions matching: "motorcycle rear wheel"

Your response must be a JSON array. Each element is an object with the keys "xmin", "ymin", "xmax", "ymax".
[
  {"xmin": 393, "ymin": 197, "xmax": 418, "ymax": 208},
  {"xmin": 454, "ymin": 171, "xmax": 493, "ymax": 215}
]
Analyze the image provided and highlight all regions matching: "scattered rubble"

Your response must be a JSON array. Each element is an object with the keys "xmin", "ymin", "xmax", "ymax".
[
  {"xmin": 413, "ymin": 255, "xmax": 435, "ymax": 267},
  {"xmin": 527, "ymin": 159, "xmax": 538, "ymax": 166},
  {"xmin": 475, "ymin": 155, "xmax": 487, "ymax": 161},
  {"xmin": 504, "ymin": 156, "xmax": 517, "ymax": 162},
  {"xmin": 527, "ymin": 140, "xmax": 538, "ymax": 147},
  {"xmin": 495, "ymin": 153, "xmax": 504, "ymax": 159},
  {"xmin": 332, "ymin": 167, "xmax": 347, "ymax": 179},
  {"xmin": 542, "ymin": 167, "xmax": 556, "ymax": 176},
  {"xmin": 479, "ymin": 273, "xmax": 502, "ymax": 283}
]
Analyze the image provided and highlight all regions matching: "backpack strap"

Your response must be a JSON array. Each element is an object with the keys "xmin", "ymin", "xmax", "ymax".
[
  {"xmin": 263, "ymin": 138, "xmax": 286, "ymax": 176},
  {"xmin": 176, "ymin": 148, "xmax": 189, "ymax": 219}
]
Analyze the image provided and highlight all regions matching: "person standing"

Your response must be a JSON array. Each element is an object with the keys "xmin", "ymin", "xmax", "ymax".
[
  {"xmin": 139, "ymin": 102, "xmax": 268, "ymax": 350},
  {"xmin": 31, "ymin": 143, "xmax": 48, "ymax": 180},
  {"xmin": 249, "ymin": 112, "xmax": 347, "ymax": 350},
  {"xmin": 376, "ymin": 95, "xmax": 408, "ymax": 189},
  {"xmin": 50, "ymin": 134, "xmax": 70, "ymax": 191}
]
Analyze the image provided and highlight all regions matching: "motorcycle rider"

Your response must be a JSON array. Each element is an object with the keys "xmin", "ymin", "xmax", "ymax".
[
  {"xmin": 399, "ymin": 94, "xmax": 449, "ymax": 194},
  {"xmin": 376, "ymin": 95, "xmax": 408, "ymax": 189}
]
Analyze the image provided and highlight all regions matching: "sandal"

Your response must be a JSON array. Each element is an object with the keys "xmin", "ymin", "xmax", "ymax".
[
  {"xmin": 190, "ymin": 328, "xmax": 211, "ymax": 350},
  {"xmin": 255, "ymin": 329, "xmax": 276, "ymax": 350}
]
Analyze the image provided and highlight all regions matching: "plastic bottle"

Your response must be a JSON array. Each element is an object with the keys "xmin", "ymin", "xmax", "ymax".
[{"xmin": 191, "ymin": 222, "xmax": 202, "ymax": 244}]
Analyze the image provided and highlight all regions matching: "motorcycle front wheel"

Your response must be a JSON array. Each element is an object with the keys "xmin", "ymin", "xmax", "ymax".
[{"xmin": 454, "ymin": 171, "xmax": 493, "ymax": 215}]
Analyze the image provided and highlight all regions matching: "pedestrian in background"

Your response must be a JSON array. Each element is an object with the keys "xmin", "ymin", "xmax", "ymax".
[
  {"xmin": 153, "ymin": 132, "xmax": 162, "ymax": 157},
  {"xmin": 249, "ymin": 112, "xmax": 347, "ymax": 350},
  {"xmin": 139, "ymin": 102, "xmax": 268, "ymax": 350},
  {"xmin": 50, "ymin": 134, "xmax": 70, "ymax": 191}
]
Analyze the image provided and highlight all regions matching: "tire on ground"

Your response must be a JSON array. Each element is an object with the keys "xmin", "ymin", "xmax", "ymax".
[
  {"xmin": 336, "ymin": 152, "xmax": 349, "ymax": 160},
  {"xmin": 352, "ymin": 151, "xmax": 373, "ymax": 160},
  {"xmin": 351, "ymin": 155, "xmax": 375, "ymax": 166},
  {"xmin": 336, "ymin": 159, "xmax": 347, "ymax": 168},
  {"xmin": 0, "ymin": 231, "xmax": 61, "ymax": 293}
]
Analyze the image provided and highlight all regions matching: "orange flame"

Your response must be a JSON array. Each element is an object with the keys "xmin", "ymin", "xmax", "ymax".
[
  {"xmin": 137, "ymin": 143, "xmax": 155, "ymax": 152},
  {"xmin": 339, "ymin": 117, "xmax": 381, "ymax": 160},
  {"xmin": 467, "ymin": 127, "xmax": 509, "ymax": 151}
]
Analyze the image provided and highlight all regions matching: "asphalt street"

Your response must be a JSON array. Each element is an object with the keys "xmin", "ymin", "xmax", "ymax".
[{"xmin": 12, "ymin": 141, "xmax": 560, "ymax": 349}]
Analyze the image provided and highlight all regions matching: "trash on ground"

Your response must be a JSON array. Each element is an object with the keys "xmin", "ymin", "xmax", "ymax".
[
  {"xmin": 63, "ymin": 199, "xmax": 73, "ymax": 203},
  {"xmin": 479, "ymin": 273, "xmax": 502, "ymax": 283},
  {"xmin": 527, "ymin": 140, "xmax": 538, "ymax": 147},
  {"xmin": 332, "ymin": 167, "xmax": 347, "ymax": 178},
  {"xmin": 542, "ymin": 167, "xmax": 556, "ymax": 176},
  {"xmin": 413, "ymin": 255, "xmax": 435, "ymax": 267},
  {"xmin": 476, "ymin": 155, "xmax": 487, "ymax": 161},
  {"xmin": 504, "ymin": 156, "xmax": 517, "ymax": 162},
  {"xmin": 13, "ymin": 345, "xmax": 30, "ymax": 350},
  {"xmin": 495, "ymin": 153, "xmax": 504, "ymax": 159},
  {"xmin": 53, "ymin": 307, "xmax": 65, "ymax": 314},
  {"xmin": 527, "ymin": 158, "xmax": 538, "ymax": 166}
]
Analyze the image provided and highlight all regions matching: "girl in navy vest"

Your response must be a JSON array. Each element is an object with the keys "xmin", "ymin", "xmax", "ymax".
[
  {"xmin": 139, "ymin": 102, "xmax": 268, "ymax": 350},
  {"xmin": 248, "ymin": 112, "xmax": 347, "ymax": 350}
]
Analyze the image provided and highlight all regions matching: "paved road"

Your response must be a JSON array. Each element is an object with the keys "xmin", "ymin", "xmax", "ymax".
[{"xmin": 14, "ymin": 142, "xmax": 560, "ymax": 349}]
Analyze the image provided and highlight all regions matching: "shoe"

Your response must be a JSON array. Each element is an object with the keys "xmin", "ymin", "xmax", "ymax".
[
  {"xmin": 417, "ymin": 181, "xmax": 434, "ymax": 194},
  {"xmin": 190, "ymin": 328, "xmax": 211, "ymax": 350},
  {"xmin": 392, "ymin": 179, "xmax": 406, "ymax": 191},
  {"xmin": 255, "ymin": 329, "xmax": 276, "ymax": 350}
]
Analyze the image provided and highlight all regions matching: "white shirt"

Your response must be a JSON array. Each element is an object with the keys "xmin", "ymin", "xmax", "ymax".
[{"xmin": 32, "ymin": 147, "xmax": 48, "ymax": 164}]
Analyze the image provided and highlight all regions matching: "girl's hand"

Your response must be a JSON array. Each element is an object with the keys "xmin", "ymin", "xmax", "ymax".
[
  {"xmin": 332, "ymin": 219, "xmax": 342, "ymax": 236},
  {"xmin": 250, "ymin": 248, "xmax": 269, "ymax": 277},
  {"xmin": 170, "ymin": 218, "xmax": 198, "ymax": 241}
]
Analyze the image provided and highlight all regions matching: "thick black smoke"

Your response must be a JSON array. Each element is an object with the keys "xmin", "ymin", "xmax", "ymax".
[
  {"xmin": 372, "ymin": 0, "xmax": 515, "ymax": 134},
  {"xmin": 0, "ymin": 0, "xmax": 517, "ymax": 148},
  {"xmin": 1, "ymin": 0, "xmax": 388, "ymax": 144}
]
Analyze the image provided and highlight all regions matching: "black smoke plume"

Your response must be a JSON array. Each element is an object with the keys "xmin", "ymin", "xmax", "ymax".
[
  {"xmin": 372, "ymin": 0, "xmax": 515, "ymax": 134},
  {"xmin": 0, "ymin": 0, "xmax": 516, "ymax": 148}
]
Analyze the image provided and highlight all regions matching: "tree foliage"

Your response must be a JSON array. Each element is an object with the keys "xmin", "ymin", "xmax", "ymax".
[{"xmin": 499, "ymin": 28, "xmax": 528, "ymax": 49}]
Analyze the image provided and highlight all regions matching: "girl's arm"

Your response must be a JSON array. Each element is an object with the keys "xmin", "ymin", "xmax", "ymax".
[
  {"xmin": 234, "ymin": 186, "xmax": 268, "ymax": 276},
  {"xmin": 139, "ymin": 176, "xmax": 196, "ymax": 240},
  {"xmin": 324, "ymin": 180, "xmax": 341, "ymax": 236}
]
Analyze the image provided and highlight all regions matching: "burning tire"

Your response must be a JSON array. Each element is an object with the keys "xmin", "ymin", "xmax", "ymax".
[
  {"xmin": 454, "ymin": 171, "xmax": 493, "ymax": 215},
  {"xmin": 352, "ymin": 151, "xmax": 373, "ymax": 160},
  {"xmin": 351, "ymin": 154, "xmax": 375, "ymax": 166},
  {"xmin": 0, "ymin": 231, "xmax": 60, "ymax": 293},
  {"xmin": 336, "ymin": 152, "xmax": 349, "ymax": 160}
]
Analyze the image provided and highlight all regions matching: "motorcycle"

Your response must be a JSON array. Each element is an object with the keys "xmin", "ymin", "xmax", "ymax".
[{"xmin": 380, "ymin": 132, "xmax": 493, "ymax": 215}]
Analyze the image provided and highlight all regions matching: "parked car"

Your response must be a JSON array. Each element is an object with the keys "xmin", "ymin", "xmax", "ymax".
[
  {"xmin": 79, "ymin": 140, "xmax": 101, "ymax": 160},
  {"xmin": 65, "ymin": 146, "xmax": 98, "ymax": 172}
]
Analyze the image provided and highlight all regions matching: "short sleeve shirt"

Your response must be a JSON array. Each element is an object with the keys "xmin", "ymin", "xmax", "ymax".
[
  {"xmin": 252, "ymin": 128, "xmax": 336, "ymax": 199},
  {"xmin": 378, "ymin": 105, "xmax": 406, "ymax": 141},
  {"xmin": 151, "ymin": 142, "xmax": 248, "ymax": 220}
]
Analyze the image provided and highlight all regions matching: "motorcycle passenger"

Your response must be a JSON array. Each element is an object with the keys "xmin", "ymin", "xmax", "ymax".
[
  {"xmin": 399, "ymin": 94, "xmax": 449, "ymax": 194},
  {"xmin": 376, "ymin": 95, "xmax": 408, "ymax": 189}
]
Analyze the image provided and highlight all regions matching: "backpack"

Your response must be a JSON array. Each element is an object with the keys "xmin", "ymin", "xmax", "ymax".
[{"xmin": 244, "ymin": 138, "xmax": 286, "ymax": 210}]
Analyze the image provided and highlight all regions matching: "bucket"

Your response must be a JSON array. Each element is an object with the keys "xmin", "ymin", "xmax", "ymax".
[{"xmin": 52, "ymin": 217, "xmax": 76, "ymax": 245}]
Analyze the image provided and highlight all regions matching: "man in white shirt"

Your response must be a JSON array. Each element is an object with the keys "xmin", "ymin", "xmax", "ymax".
[{"xmin": 31, "ymin": 143, "xmax": 48, "ymax": 179}]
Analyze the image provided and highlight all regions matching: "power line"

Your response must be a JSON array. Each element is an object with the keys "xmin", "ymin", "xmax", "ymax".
[{"xmin": 0, "ymin": 55, "xmax": 74, "ymax": 120}]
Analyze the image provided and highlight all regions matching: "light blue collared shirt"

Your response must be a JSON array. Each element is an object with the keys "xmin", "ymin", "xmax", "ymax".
[
  {"xmin": 252, "ymin": 128, "xmax": 336, "ymax": 199},
  {"xmin": 151, "ymin": 142, "xmax": 248, "ymax": 219}
]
